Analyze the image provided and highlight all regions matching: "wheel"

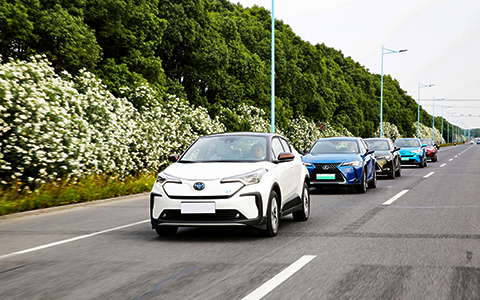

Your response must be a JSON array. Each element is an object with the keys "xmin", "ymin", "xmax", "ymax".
[
  {"xmin": 433, "ymin": 154, "xmax": 438, "ymax": 162},
  {"xmin": 258, "ymin": 190, "xmax": 280, "ymax": 237},
  {"xmin": 418, "ymin": 157, "xmax": 424, "ymax": 168},
  {"xmin": 368, "ymin": 170, "xmax": 377, "ymax": 188},
  {"xmin": 155, "ymin": 225, "xmax": 178, "ymax": 237},
  {"xmin": 356, "ymin": 171, "xmax": 367, "ymax": 193},
  {"xmin": 293, "ymin": 182, "xmax": 310, "ymax": 221},
  {"xmin": 388, "ymin": 164, "xmax": 396, "ymax": 179},
  {"xmin": 395, "ymin": 163, "xmax": 402, "ymax": 177},
  {"xmin": 424, "ymin": 157, "xmax": 428, "ymax": 167}
]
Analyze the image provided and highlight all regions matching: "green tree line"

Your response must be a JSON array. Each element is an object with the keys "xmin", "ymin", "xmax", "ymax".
[{"xmin": 1, "ymin": 0, "xmax": 449, "ymax": 138}]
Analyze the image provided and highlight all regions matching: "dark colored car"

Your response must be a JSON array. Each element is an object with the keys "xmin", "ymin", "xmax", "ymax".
[
  {"xmin": 364, "ymin": 138, "xmax": 402, "ymax": 179},
  {"xmin": 420, "ymin": 138, "xmax": 438, "ymax": 162},
  {"xmin": 301, "ymin": 137, "xmax": 376, "ymax": 193},
  {"xmin": 394, "ymin": 138, "xmax": 427, "ymax": 168}
]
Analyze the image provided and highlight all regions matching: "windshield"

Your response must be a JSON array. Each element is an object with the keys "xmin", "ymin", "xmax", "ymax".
[
  {"xmin": 310, "ymin": 140, "xmax": 358, "ymax": 154},
  {"xmin": 180, "ymin": 135, "xmax": 268, "ymax": 162},
  {"xmin": 365, "ymin": 140, "xmax": 390, "ymax": 151},
  {"xmin": 395, "ymin": 139, "xmax": 420, "ymax": 147},
  {"xmin": 420, "ymin": 139, "xmax": 433, "ymax": 146}
]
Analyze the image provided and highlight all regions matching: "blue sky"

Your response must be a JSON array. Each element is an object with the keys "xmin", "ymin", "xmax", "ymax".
[{"xmin": 235, "ymin": 0, "xmax": 480, "ymax": 130}]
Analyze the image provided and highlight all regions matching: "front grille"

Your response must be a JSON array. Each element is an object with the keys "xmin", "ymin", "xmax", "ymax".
[
  {"xmin": 311, "ymin": 163, "xmax": 344, "ymax": 182},
  {"xmin": 160, "ymin": 209, "xmax": 247, "ymax": 221}
]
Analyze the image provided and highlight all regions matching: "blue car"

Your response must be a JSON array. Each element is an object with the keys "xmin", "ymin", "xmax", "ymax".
[
  {"xmin": 394, "ymin": 138, "xmax": 427, "ymax": 168},
  {"xmin": 302, "ymin": 137, "xmax": 376, "ymax": 193}
]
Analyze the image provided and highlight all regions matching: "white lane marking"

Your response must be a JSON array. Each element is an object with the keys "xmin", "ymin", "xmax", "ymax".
[
  {"xmin": 241, "ymin": 255, "xmax": 316, "ymax": 300},
  {"xmin": 455, "ymin": 155, "xmax": 458, "ymax": 158},
  {"xmin": 0, "ymin": 220, "xmax": 149, "ymax": 260},
  {"xmin": 423, "ymin": 172, "xmax": 435, "ymax": 178},
  {"xmin": 382, "ymin": 190, "xmax": 409, "ymax": 206},
  {"xmin": 440, "ymin": 164, "xmax": 446, "ymax": 168},
  {"xmin": 449, "ymin": 158, "xmax": 454, "ymax": 161}
]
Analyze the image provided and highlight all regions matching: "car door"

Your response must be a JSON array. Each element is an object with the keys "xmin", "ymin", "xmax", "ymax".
[
  {"xmin": 360, "ymin": 139, "xmax": 375, "ymax": 180},
  {"xmin": 271, "ymin": 137, "xmax": 296, "ymax": 205}
]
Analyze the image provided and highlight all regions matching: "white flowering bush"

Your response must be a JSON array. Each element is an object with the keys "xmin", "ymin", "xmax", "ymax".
[
  {"xmin": 0, "ymin": 55, "xmax": 224, "ymax": 187},
  {"xmin": 416, "ymin": 122, "xmax": 445, "ymax": 143},
  {"xmin": 373, "ymin": 122, "xmax": 403, "ymax": 140}
]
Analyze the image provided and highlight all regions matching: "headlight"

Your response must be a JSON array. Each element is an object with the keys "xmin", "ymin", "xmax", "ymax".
[
  {"xmin": 341, "ymin": 160, "xmax": 361, "ymax": 167},
  {"xmin": 221, "ymin": 168, "xmax": 267, "ymax": 186},
  {"xmin": 376, "ymin": 155, "xmax": 391, "ymax": 160},
  {"xmin": 303, "ymin": 162, "xmax": 314, "ymax": 168},
  {"xmin": 411, "ymin": 149, "xmax": 422, "ymax": 154},
  {"xmin": 155, "ymin": 172, "xmax": 182, "ymax": 186}
]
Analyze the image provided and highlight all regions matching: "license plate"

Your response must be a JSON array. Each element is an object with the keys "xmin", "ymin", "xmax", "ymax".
[
  {"xmin": 401, "ymin": 157, "xmax": 409, "ymax": 161},
  {"xmin": 181, "ymin": 202, "xmax": 215, "ymax": 214},
  {"xmin": 317, "ymin": 174, "xmax": 335, "ymax": 180}
]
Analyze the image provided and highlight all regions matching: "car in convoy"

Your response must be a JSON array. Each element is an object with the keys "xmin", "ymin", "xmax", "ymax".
[
  {"xmin": 364, "ymin": 138, "xmax": 401, "ymax": 179},
  {"xmin": 420, "ymin": 138, "xmax": 438, "ymax": 162},
  {"xmin": 301, "ymin": 137, "xmax": 376, "ymax": 193},
  {"xmin": 150, "ymin": 132, "xmax": 310, "ymax": 237},
  {"xmin": 394, "ymin": 138, "xmax": 427, "ymax": 168}
]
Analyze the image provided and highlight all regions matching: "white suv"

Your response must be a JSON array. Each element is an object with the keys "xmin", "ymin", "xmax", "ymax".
[{"xmin": 150, "ymin": 132, "xmax": 310, "ymax": 237}]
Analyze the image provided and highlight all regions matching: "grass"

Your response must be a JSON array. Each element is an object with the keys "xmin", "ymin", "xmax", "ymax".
[{"xmin": 0, "ymin": 173, "xmax": 156, "ymax": 216}]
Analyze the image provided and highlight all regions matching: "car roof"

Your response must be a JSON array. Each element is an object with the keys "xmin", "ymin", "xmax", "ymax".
[
  {"xmin": 200, "ymin": 132, "xmax": 283, "ymax": 139},
  {"xmin": 315, "ymin": 136, "xmax": 361, "ymax": 142}
]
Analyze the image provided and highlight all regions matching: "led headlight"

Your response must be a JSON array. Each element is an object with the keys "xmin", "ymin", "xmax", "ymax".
[
  {"xmin": 221, "ymin": 168, "xmax": 267, "ymax": 186},
  {"xmin": 411, "ymin": 149, "xmax": 422, "ymax": 154},
  {"xmin": 303, "ymin": 162, "xmax": 314, "ymax": 168},
  {"xmin": 155, "ymin": 172, "xmax": 182, "ymax": 186},
  {"xmin": 376, "ymin": 155, "xmax": 391, "ymax": 160},
  {"xmin": 341, "ymin": 160, "xmax": 361, "ymax": 167}
]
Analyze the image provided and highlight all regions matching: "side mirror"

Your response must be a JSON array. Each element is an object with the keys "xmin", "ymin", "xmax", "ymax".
[
  {"xmin": 393, "ymin": 147, "xmax": 401, "ymax": 153},
  {"xmin": 434, "ymin": 143, "xmax": 440, "ymax": 149},
  {"xmin": 299, "ymin": 150, "xmax": 306, "ymax": 155},
  {"xmin": 168, "ymin": 154, "xmax": 179, "ymax": 163},
  {"xmin": 365, "ymin": 149, "xmax": 375, "ymax": 156},
  {"xmin": 277, "ymin": 152, "xmax": 295, "ymax": 163},
  {"xmin": 421, "ymin": 144, "xmax": 427, "ymax": 148}
]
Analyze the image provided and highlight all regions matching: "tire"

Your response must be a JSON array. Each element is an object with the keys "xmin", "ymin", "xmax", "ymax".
[
  {"xmin": 356, "ymin": 171, "xmax": 367, "ymax": 193},
  {"xmin": 368, "ymin": 170, "xmax": 377, "ymax": 188},
  {"xmin": 424, "ymin": 157, "xmax": 428, "ymax": 167},
  {"xmin": 418, "ymin": 157, "xmax": 424, "ymax": 168},
  {"xmin": 155, "ymin": 225, "xmax": 178, "ymax": 237},
  {"xmin": 395, "ymin": 163, "xmax": 402, "ymax": 177},
  {"xmin": 293, "ymin": 182, "xmax": 310, "ymax": 221},
  {"xmin": 388, "ymin": 164, "xmax": 396, "ymax": 179},
  {"xmin": 259, "ymin": 190, "xmax": 280, "ymax": 237}
]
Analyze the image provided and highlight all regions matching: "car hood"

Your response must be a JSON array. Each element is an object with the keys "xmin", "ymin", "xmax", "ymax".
[
  {"xmin": 302, "ymin": 153, "xmax": 362, "ymax": 163},
  {"xmin": 161, "ymin": 161, "xmax": 271, "ymax": 180}
]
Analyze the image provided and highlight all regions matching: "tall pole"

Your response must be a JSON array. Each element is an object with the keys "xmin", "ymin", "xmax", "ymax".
[
  {"xmin": 432, "ymin": 98, "xmax": 444, "ymax": 142},
  {"xmin": 270, "ymin": 0, "xmax": 275, "ymax": 133},
  {"xmin": 380, "ymin": 46, "xmax": 407, "ymax": 138},
  {"xmin": 417, "ymin": 83, "xmax": 434, "ymax": 138}
]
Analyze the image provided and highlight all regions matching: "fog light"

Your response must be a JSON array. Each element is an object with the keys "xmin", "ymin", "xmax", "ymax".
[{"xmin": 235, "ymin": 213, "xmax": 240, "ymax": 219}]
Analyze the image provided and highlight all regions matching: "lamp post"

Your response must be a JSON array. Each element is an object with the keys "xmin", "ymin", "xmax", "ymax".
[
  {"xmin": 432, "ymin": 98, "xmax": 444, "ymax": 142},
  {"xmin": 380, "ymin": 45, "xmax": 407, "ymax": 137},
  {"xmin": 417, "ymin": 83, "xmax": 434, "ymax": 138},
  {"xmin": 270, "ymin": 0, "xmax": 275, "ymax": 133}
]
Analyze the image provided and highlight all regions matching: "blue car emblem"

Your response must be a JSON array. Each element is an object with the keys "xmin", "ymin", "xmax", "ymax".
[{"xmin": 193, "ymin": 182, "xmax": 205, "ymax": 191}]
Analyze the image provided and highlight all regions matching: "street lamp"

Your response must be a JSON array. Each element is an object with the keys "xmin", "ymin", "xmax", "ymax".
[
  {"xmin": 432, "ymin": 98, "xmax": 445, "ymax": 142},
  {"xmin": 270, "ymin": 0, "xmax": 275, "ymax": 133},
  {"xmin": 380, "ymin": 45, "xmax": 407, "ymax": 137},
  {"xmin": 417, "ymin": 83, "xmax": 434, "ymax": 138}
]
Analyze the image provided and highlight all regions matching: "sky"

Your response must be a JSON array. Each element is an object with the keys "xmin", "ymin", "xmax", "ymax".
[{"xmin": 234, "ymin": 0, "xmax": 480, "ymax": 130}]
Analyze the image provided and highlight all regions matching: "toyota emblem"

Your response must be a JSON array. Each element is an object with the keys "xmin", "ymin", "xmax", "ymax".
[{"xmin": 193, "ymin": 182, "xmax": 205, "ymax": 191}]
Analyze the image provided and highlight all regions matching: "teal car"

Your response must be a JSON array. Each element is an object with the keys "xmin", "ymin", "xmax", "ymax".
[{"xmin": 394, "ymin": 138, "xmax": 427, "ymax": 168}]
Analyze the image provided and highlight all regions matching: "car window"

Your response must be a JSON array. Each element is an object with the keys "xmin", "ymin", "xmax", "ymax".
[
  {"xmin": 271, "ymin": 138, "xmax": 284, "ymax": 159},
  {"xmin": 358, "ymin": 140, "xmax": 367, "ymax": 153},
  {"xmin": 279, "ymin": 138, "xmax": 292, "ymax": 153}
]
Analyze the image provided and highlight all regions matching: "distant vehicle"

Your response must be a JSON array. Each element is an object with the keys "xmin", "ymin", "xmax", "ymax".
[
  {"xmin": 394, "ymin": 138, "xmax": 427, "ymax": 168},
  {"xmin": 420, "ymin": 138, "xmax": 438, "ymax": 162},
  {"xmin": 364, "ymin": 138, "xmax": 402, "ymax": 179},
  {"xmin": 301, "ymin": 137, "xmax": 376, "ymax": 193},
  {"xmin": 150, "ymin": 132, "xmax": 310, "ymax": 237}
]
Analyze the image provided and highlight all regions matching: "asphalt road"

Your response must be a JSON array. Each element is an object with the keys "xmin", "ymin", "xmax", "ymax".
[{"xmin": 1, "ymin": 144, "xmax": 480, "ymax": 299}]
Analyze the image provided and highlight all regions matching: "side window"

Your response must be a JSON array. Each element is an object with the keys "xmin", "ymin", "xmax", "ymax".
[
  {"xmin": 271, "ymin": 138, "xmax": 284, "ymax": 159},
  {"xmin": 358, "ymin": 140, "xmax": 367, "ymax": 154},
  {"xmin": 279, "ymin": 138, "xmax": 292, "ymax": 153}
]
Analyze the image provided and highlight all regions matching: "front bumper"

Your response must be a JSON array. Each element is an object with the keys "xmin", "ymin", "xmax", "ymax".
[
  {"xmin": 399, "ymin": 155, "xmax": 422, "ymax": 164},
  {"xmin": 306, "ymin": 163, "xmax": 362, "ymax": 187},
  {"xmin": 375, "ymin": 159, "xmax": 394, "ymax": 174}
]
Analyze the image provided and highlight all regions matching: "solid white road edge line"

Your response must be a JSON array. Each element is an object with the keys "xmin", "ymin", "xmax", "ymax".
[
  {"xmin": 241, "ymin": 255, "xmax": 317, "ymax": 300},
  {"xmin": 382, "ymin": 190, "xmax": 409, "ymax": 206},
  {"xmin": 0, "ymin": 220, "xmax": 150, "ymax": 260},
  {"xmin": 423, "ymin": 172, "xmax": 435, "ymax": 178}
]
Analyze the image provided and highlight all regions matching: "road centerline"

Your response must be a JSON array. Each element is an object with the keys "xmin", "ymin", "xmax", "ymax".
[
  {"xmin": 240, "ymin": 255, "xmax": 316, "ymax": 300},
  {"xmin": 423, "ymin": 172, "xmax": 435, "ymax": 178},
  {"xmin": 382, "ymin": 190, "xmax": 409, "ymax": 206}
]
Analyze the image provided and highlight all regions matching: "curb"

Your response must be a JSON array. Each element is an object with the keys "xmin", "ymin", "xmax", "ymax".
[{"xmin": 0, "ymin": 192, "xmax": 150, "ymax": 221}]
